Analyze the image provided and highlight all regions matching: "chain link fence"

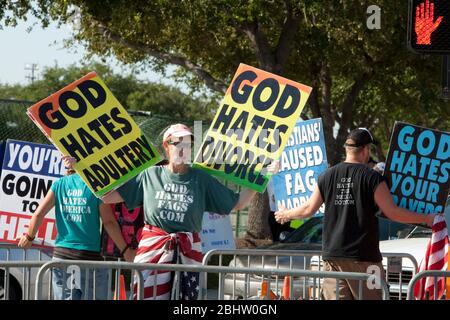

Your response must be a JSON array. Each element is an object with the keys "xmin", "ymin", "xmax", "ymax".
[{"xmin": 0, "ymin": 99, "xmax": 248, "ymax": 237}]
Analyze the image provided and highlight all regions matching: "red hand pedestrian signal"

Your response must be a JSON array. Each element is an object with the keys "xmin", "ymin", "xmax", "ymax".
[{"xmin": 415, "ymin": 0, "xmax": 443, "ymax": 45}]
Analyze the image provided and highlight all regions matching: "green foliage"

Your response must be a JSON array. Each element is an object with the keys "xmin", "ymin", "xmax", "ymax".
[
  {"xmin": 0, "ymin": 1, "xmax": 448, "ymax": 163},
  {"xmin": 0, "ymin": 62, "xmax": 216, "ymax": 120}
]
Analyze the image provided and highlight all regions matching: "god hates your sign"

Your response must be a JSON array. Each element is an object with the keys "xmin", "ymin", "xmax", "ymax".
[
  {"xmin": 384, "ymin": 122, "xmax": 450, "ymax": 215},
  {"xmin": 0, "ymin": 140, "xmax": 65, "ymax": 247},
  {"xmin": 193, "ymin": 64, "xmax": 312, "ymax": 192},
  {"xmin": 27, "ymin": 72, "xmax": 161, "ymax": 197}
]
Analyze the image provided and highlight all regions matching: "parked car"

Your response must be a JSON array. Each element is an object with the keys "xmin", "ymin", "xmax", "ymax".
[{"xmin": 223, "ymin": 215, "xmax": 433, "ymax": 300}]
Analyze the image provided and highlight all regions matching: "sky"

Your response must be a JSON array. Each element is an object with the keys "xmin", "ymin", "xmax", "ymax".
[{"xmin": 0, "ymin": 15, "xmax": 178, "ymax": 88}]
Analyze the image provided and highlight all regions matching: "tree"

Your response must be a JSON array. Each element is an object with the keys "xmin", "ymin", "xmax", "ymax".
[{"xmin": 1, "ymin": 1, "xmax": 448, "ymax": 243}]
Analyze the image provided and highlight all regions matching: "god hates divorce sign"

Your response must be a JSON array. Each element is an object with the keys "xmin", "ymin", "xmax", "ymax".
[
  {"xmin": 0, "ymin": 140, "xmax": 65, "ymax": 248},
  {"xmin": 193, "ymin": 64, "xmax": 312, "ymax": 192},
  {"xmin": 384, "ymin": 122, "xmax": 450, "ymax": 216},
  {"xmin": 27, "ymin": 72, "xmax": 161, "ymax": 197}
]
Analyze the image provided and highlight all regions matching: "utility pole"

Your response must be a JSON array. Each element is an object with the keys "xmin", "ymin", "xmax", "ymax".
[{"xmin": 25, "ymin": 63, "xmax": 39, "ymax": 83}]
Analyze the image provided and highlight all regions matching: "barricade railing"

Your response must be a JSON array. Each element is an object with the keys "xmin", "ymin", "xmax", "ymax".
[
  {"xmin": 0, "ymin": 261, "xmax": 49, "ymax": 300},
  {"xmin": 202, "ymin": 249, "xmax": 323, "ymax": 300},
  {"xmin": 202, "ymin": 249, "xmax": 417, "ymax": 300},
  {"xmin": 0, "ymin": 244, "xmax": 53, "ymax": 300},
  {"xmin": 33, "ymin": 260, "xmax": 390, "ymax": 300},
  {"xmin": 381, "ymin": 252, "xmax": 418, "ymax": 300},
  {"xmin": 407, "ymin": 270, "xmax": 450, "ymax": 300}
]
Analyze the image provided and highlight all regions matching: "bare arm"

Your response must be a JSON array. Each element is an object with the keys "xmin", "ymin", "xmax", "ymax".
[
  {"xmin": 17, "ymin": 190, "xmax": 55, "ymax": 248},
  {"xmin": 100, "ymin": 190, "xmax": 124, "ymax": 204},
  {"xmin": 99, "ymin": 203, "xmax": 136, "ymax": 262},
  {"xmin": 275, "ymin": 185, "xmax": 324, "ymax": 224},
  {"xmin": 232, "ymin": 189, "xmax": 257, "ymax": 211},
  {"xmin": 374, "ymin": 182, "xmax": 435, "ymax": 227}
]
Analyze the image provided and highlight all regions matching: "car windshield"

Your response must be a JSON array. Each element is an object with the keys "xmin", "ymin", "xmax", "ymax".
[{"xmin": 281, "ymin": 217, "xmax": 323, "ymax": 244}]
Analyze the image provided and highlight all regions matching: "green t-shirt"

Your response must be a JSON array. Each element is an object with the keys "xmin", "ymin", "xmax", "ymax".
[
  {"xmin": 117, "ymin": 166, "xmax": 239, "ymax": 233},
  {"xmin": 51, "ymin": 174, "xmax": 102, "ymax": 252}
]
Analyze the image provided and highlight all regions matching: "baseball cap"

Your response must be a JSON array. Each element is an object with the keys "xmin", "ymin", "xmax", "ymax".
[
  {"xmin": 162, "ymin": 123, "xmax": 193, "ymax": 142},
  {"xmin": 344, "ymin": 127, "xmax": 378, "ymax": 148}
]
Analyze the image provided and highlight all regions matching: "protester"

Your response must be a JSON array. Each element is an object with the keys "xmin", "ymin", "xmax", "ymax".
[
  {"xmin": 17, "ymin": 156, "xmax": 136, "ymax": 300},
  {"xmin": 97, "ymin": 123, "xmax": 279, "ymax": 300},
  {"xmin": 275, "ymin": 127, "xmax": 436, "ymax": 300}
]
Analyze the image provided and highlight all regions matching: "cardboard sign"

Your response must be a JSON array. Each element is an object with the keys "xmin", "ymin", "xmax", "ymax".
[
  {"xmin": 101, "ymin": 203, "xmax": 144, "ymax": 258},
  {"xmin": 384, "ymin": 122, "xmax": 450, "ymax": 216},
  {"xmin": 272, "ymin": 118, "xmax": 328, "ymax": 228},
  {"xmin": 193, "ymin": 64, "xmax": 312, "ymax": 192},
  {"xmin": 200, "ymin": 212, "xmax": 236, "ymax": 253},
  {"xmin": 27, "ymin": 72, "xmax": 161, "ymax": 197},
  {"xmin": 0, "ymin": 139, "xmax": 65, "ymax": 248}
]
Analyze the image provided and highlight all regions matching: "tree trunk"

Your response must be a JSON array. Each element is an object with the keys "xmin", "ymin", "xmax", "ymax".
[{"xmin": 245, "ymin": 189, "xmax": 271, "ymax": 239}]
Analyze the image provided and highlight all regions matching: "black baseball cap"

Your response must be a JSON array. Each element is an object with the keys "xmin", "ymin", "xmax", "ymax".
[{"xmin": 344, "ymin": 128, "xmax": 378, "ymax": 148}]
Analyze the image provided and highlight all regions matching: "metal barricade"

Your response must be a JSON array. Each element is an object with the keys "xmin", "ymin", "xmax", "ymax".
[
  {"xmin": 203, "ymin": 249, "xmax": 417, "ymax": 300},
  {"xmin": 407, "ymin": 270, "xmax": 450, "ymax": 300},
  {"xmin": 34, "ymin": 259, "xmax": 389, "ymax": 300},
  {"xmin": 202, "ymin": 249, "xmax": 323, "ymax": 300},
  {"xmin": 0, "ymin": 261, "xmax": 49, "ymax": 300},
  {"xmin": 0, "ymin": 243, "xmax": 53, "ymax": 300},
  {"xmin": 382, "ymin": 252, "xmax": 418, "ymax": 300}
]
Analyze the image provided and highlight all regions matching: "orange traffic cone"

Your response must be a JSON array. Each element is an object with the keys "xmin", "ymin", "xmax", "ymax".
[
  {"xmin": 282, "ymin": 276, "xmax": 291, "ymax": 300},
  {"xmin": 260, "ymin": 279, "xmax": 277, "ymax": 300},
  {"xmin": 114, "ymin": 274, "xmax": 127, "ymax": 300}
]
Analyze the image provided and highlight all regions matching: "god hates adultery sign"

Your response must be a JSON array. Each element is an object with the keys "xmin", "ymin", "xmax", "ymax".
[
  {"xmin": 193, "ymin": 64, "xmax": 312, "ymax": 192},
  {"xmin": 0, "ymin": 139, "xmax": 65, "ymax": 248},
  {"xmin": 384, "ymin": 122, "xmax": 450, "ymax": 216},
  {"xmin": 27, "ymin": 72, "xmax": 161, "ymax": 197}
]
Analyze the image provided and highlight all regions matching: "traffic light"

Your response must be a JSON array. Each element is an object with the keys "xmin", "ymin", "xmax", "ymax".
[{"xmin": 408, "ymin": 0, "xmax": 450, "ymax": 54}]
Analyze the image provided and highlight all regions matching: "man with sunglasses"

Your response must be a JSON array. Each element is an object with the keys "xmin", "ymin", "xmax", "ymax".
[
  {"xmin": 101, "ymin": 123, "xmax": 279, "ymax": 300},
  {"xmin": 275, "ymin": 127, "xmax": 436, "ymax": 300}
]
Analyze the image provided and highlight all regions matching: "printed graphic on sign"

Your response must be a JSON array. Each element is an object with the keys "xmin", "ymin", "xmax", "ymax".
[
  {"xmin": 0, "ymin": 139, "xmax": 65, "ymax": 248},
  {"xmin": 200, "ymin": 212, "xmax": 236, "ymax": 253},
  {"xmin": 27, "ymin": 72, "xmax": 161, "ymax": 197},
  {"xmin": 193, "ymin": 63, "xmax": 312, "ymax": 192},
  {"xmin": 272, "ymin": 118, "xmax": 327, "ymax": 228},
  {"xmin": 101, "ymin": 203, "xmax": 144, "ymax": 258},
  {"xmin": 384, "ymin": 122, "xmax": 450, "ymax": 217}
]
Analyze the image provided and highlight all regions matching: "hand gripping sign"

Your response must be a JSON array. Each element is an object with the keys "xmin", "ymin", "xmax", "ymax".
[
  {"xmin": 193, "ymin": 64, "xmax": 312, "ymax": 192},
  {"xmin": 27, "ymin": 72, "xmax": 162, "ymax": 197}
]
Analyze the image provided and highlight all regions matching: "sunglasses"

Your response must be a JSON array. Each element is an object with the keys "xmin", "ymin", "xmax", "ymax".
[{"xmin": 167, "ymin": 138, "xmax": 194, "ymax": 148}]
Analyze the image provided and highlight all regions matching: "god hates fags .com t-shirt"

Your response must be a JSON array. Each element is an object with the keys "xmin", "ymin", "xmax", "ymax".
[
  {"xmin": 317, "ymin": 162, "xmax": 387, "ymax": 262},
  {"xmin": 118, "ymin": 166, "xmax": 240, "ymax": 233}
]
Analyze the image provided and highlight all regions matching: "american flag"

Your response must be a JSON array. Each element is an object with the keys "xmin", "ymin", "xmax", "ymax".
[
  {"xmin": 133, "ymin": 225, "xmax": 203, "ymax": 300},
  {"xmin": 414, "ymin": 214, "xmax": 449, "ymax": 300}
]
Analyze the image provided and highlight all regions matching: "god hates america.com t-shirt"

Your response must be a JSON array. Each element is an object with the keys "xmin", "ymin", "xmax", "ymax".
[{"xmin": 117, "ymin": 166, "xmax": 240, "ymax": 233}]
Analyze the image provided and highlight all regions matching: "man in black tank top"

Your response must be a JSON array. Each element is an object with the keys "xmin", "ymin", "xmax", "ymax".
[{"xmin": 275, "ymin": 128, "xmax": 436, "ymax": 300}]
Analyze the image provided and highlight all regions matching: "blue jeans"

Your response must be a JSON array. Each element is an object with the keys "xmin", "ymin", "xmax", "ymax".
[{"xmin": 51, "ymin": 258, "xmax": 110, "ymax": 300}]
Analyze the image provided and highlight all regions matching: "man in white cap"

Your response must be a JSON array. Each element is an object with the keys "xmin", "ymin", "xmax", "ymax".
[
  {"xmin": 102, "ymin": 123, "xmax": 279, "ymax": 300},
  {"xmin": 275, "ymin": 127, "xmax": 436, "ymax": 300}
]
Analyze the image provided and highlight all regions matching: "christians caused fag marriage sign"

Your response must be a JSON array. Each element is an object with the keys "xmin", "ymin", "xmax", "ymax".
[
  {"xmin": 193, "ymin": 64, "xmax": 312, "ymax": 192},
  {"xmin": 384, "ymin": 122, "xmax": 450, "ymax": 217},
  {"xmin": 27, "ymin": 72, "xmax": 161, "ymax": 197},
  {"xmin": 272, "ymin": 118, "xmax": 328, "ymax": 228},
  {"xmin": 0, "ymin": 140, "xmax": 65, "ymax": 248}
]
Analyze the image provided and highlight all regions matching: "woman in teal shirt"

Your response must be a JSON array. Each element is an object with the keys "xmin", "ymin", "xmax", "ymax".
[{"xmin": 18, "ymin": 156, "xmax": 135, "ymax": 300}]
